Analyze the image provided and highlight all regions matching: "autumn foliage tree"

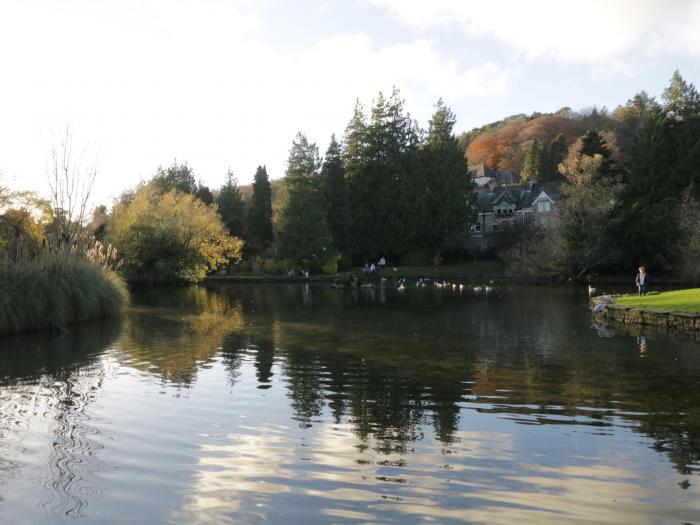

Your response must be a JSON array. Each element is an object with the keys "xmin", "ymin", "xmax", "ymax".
[{"xmin": 109, "ymin": 185, "xmax": 242, "ymax": 283}]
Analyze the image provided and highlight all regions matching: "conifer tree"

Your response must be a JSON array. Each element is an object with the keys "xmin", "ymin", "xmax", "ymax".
[
  {"xmin": 418, "ymin": 98, "xmax": 475, "ymax": 250},
  {"xmin": 277, "ymin": 133, "xmax": 333, "ymax": 265},
  {"xmin": 344, "ymin": 88, "xmax": 421, "ymax": 258},
  {"xmin": 321, "ymin": 134, "xmax": 352, "ymax": 254},
  {"xmin": 540, "ymin": 134, "xmax": 568, "ymax": 182},
  {"xmin": 662, "ymin": 70, "xmax": 700, "ymax": 120},
  {"xmin": 521, "ymin": 138, "xmax": 542, "ymax": 183},
  {"xmin": 343, "ymin": 99, "xmax": 368, "ymax": 177},
  {"xmin": 579, "ymin": 130, "xmax": 615, "ymax": 179},
  {"xmin": 247, "ymin": 165, "xmax": 273, "ymax": 250},
  {"xmin": 217, "ymin": 169, "xmax": 245, "ymax": 237},
  {"xmin": 195, "ymin": 183, "xmax": 214, "ymax": 205}
]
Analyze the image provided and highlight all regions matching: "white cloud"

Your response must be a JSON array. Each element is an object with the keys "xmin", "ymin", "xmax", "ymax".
[
  {"xmin": 368, "ymin": 0, "xmax": 700, "ymax": 64},
  {"xmin": 0, "ymin": 0, "xmax": 509, "ymax": 206}
]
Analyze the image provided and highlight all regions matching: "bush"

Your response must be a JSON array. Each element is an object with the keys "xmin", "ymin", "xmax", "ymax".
[
  {"xmin": 320, "ymin": 254, "xmax": 341, "ymax": 275},
  {"xmin": 0, "ymin": 252, "xmax": 129, "ymax": 335}
]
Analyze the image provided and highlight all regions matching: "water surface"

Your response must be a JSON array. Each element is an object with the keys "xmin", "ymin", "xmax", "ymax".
[{"xmin": 1, "ymin": 283, "xmax": 699, "ymax": 524}]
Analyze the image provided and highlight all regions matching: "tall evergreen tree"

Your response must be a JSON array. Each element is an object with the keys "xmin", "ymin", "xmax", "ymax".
[
  {"xmin": 217, "ymin": 169, "xmax": 245, "ymax": 237},
  {"xmin": 342, "ymin": 99, "xmax": 370, "ymax": 258},
  {"xmin": 277, "ymin": 133, "xmax": 333, "ymax": 264},
  {"xmin": 195, "ymin": 183, "xmax": 214, "ymax": 205},
  {"xmin": 417, "ymin": 99, "xmax": 475, "ymax": 250},
  {"xmin": 540, "ymin": 134, "xmax": 568, "ymax": 182},
  {"xmin": 247, "ymin": 165, "xmax": 273, "ymax": 250},
  {"xmin": 521, "ymin": 138, "xmax": 542, "ymax": 183},
  {"xmin": 579, "ymin": 130, "xmax": 615, "ymax": 179},
  {"xmin": 321, "ymin": 134, "xmax": 352, "ymax": 254},
  {"xmin": 662, "ymin": 70, "xmax": 700, "ymax": 121},
  {"xmin": 345, "ymin": 88, "xmax": 420, "ymax": 258},
  {"xmin": 343, "ymin": 99, "xmax": 368, "ymax": 176}
]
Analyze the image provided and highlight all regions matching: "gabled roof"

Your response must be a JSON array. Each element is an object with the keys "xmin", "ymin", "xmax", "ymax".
[
  {"xmin": 491, "ymin": 187, "xmax": 518, "ymax": 205},
  {"xmin": 474, "ymin": 181, "xmax": 563, "ymax": 213},
  {"xmin": 532, "ymin": 190, "xmax": 554, "ymax": 204}
]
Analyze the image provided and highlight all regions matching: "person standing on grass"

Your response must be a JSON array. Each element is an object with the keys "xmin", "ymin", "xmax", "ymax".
[{"xmin": 636, "ymin": 266, "xmax": 648, "ymax": 296}]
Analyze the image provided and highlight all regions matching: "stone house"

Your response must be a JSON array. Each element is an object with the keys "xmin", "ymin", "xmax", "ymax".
[{"xmin": 470, "ymin": 181, "xmax": 562, "ymax": 237}]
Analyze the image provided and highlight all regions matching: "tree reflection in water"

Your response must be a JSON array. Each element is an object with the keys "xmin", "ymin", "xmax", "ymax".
[
  {"xmin": 206, "ymin": 282, "xmax": 700, "ymax": 476},
  {"xmin": 2, "ymin": 282, "xmax": 700, "ymax": 524}
]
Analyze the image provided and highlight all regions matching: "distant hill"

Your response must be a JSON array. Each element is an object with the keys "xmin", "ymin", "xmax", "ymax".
[{"xmin": 459, "ymin": 105, "xmax": 635, "ymax": 174}]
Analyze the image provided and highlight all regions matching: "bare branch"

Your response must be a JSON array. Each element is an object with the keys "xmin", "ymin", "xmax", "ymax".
[{"xmin": 46, "ymin": 125, "xmax": 98, "ymax": 242}]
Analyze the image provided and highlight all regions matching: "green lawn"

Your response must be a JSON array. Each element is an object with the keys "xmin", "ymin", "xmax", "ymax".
[{"xmin": 615, "ymin": 288, "xmax": 700, "ymax": 313}]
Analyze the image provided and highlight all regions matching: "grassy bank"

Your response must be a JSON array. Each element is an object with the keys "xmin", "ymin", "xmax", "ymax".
[
  {"xmin": 0, "ymin": 253, "xmax": 129, "ymax": 335},
  {"xmin": 615, "ymin": 288, "xmax": 700, "ymax": 313}
]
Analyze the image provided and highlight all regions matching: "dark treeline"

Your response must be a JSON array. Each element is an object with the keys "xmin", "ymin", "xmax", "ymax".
[{"xmin": 275, "ymin": 90, "xmax": 475, "ymax": 271}]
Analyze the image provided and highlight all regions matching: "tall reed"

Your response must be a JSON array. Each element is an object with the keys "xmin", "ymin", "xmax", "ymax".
[{"xmin": 0, "ymin": 245, "xmax": 129, "ymax": 336}]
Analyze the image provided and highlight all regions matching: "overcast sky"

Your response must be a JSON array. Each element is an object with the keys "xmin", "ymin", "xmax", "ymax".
[{"xmin": 1, "ymin": 0, "xmax": 699, "ymax": 207}]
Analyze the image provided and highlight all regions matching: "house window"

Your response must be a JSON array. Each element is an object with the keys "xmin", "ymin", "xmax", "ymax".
[
  {"xmin": 537, "ymin": 201, "xmax": 551, "ymax": 213},
  {"xmin": 497, "ymin": 203, "xmax": 513, "ymax": 215}
]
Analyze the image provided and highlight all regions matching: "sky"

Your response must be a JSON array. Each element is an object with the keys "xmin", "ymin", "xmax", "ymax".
[{"xmin": 1, "ymin": 0, "xmax": 699, "ymax": 207}]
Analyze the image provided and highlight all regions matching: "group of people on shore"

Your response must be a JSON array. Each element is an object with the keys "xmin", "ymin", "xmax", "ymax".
[{"xmin": 362, "ymin": 256, "xmax": 386, "ymax": 275}]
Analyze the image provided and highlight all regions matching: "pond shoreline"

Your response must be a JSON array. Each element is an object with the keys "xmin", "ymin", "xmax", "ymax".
[
  {"xmin": 593, "ymin": 304, "xmax": 700, "ymax": 334},
  {"xmin": 204, "ymin": 273, "xmax": 520, "ymax": 284},
  {"xmin": 206, "ymin": 272, "xmax": 699, "ymax": 286}
]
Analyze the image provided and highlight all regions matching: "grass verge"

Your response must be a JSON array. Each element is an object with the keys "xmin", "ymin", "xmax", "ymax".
[
  {"xmin": 614, "ymin": 288, "xmax": 700, "ymax": 313},
  {"xmin": 0, "ymin": 252, "xmax": 129, "ymax": 335}
]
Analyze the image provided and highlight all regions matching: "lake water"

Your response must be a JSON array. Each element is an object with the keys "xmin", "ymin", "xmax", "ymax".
[{"xmin": 1, "ymin": 283, "xmax": 699, "ymax": 524}]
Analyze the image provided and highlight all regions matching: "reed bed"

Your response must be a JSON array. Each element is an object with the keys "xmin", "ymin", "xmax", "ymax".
[{"xmin": 0, "ymin": 244, "xmax": 129, "ymax": 335}]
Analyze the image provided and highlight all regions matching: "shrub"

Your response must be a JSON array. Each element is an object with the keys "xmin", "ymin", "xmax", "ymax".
[
  {"xmin": 0, "ymin": 251, "xmax": 129, "ymax": 335},
  {"xmin": 320, "ymin": 254, "xmax": 341, "ymax": 275}
]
